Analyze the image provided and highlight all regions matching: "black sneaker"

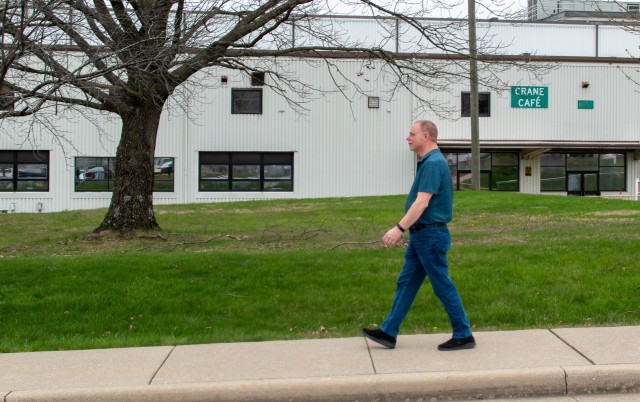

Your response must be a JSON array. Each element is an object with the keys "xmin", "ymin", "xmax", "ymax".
[
  {"xmin": 361, "ymin": 328, "xmax": 396, "ymax": 349},
  {"xmin": 438, "ymin": 335, "xmax": 476, "ymax": 351}
]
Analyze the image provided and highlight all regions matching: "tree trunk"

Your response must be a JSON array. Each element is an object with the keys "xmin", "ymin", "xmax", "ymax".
[{"xmin": 95, "ymin": 104, "xmax": 163, "ymax": 234}]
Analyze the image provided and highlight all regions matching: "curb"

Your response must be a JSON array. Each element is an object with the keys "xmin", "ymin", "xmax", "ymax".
[
  {"xmin": 5, "ymin": 365, "xmax": 640, "ymax": 401},
  {"xmin": 566, "ymin": 364, "xmax": 640, "ymax": 395}
]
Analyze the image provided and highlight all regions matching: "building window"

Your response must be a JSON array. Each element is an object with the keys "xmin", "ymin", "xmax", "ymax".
[
  {"xmin": 599, "ymin": 153, "xmax": 625, "ymax": 191},
  {"xmin": 199, "ymin": 152, "xmax": 293, "ymax": 192},
  {"xmin": 540, "ymin": 153, "xmax": 566, "ymax": 191},
  {"xmin": 540, "ymin": 152, "xmax": 626, "ymax": 192},
  {"xmin": 442, "ymin": 151, "xmax": 519, "ymax": 191},
  {"xmin": 75, "ymin": 157, "xmax": 174, "ymax": 192},
  {"xmin": 154, "ymin": 157, "xmax": 175, "ymax": 191},
  {"xmin": 461, "ymin": 92, "xmax": 491, "ymax": 117},
  {"xmin": 232, "ymin": 88, "xmax": 263, "ymax": 114},
  {"xmin": 490, "ymin": 152, "xmax": 519, "ymax": 190},
  {"xmin": 251, "ymin": 72, "xmax": 266, "ymax": 86},
  {"xmin": 0, "ymin": 86, "xmax": 16, "ymax": 111},
  {"xmin": 75, "ymin": 157, "xmax": 115, "ymax": 191},
  {"xmin": 0, "ymin": 150, "xmax": 49, "ymax": 192}
]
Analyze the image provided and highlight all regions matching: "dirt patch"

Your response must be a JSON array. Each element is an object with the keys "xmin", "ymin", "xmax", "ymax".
[{"xmin": 589, "ymin": 210, "xmax": 640, "ymax": 217}]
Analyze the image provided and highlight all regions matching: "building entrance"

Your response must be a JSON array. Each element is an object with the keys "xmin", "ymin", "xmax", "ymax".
[{"xmin": 567, "ymin": 172, "xmax": 600, "ymax": 196}]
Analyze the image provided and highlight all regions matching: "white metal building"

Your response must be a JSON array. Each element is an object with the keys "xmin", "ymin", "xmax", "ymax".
[
  {"xmin": 2, "ymin": 17, "xmax": 640, "ymax": 213},
  {"xmin": 528, "ymin": 0, "xmax": 640, "ymax": 21}
]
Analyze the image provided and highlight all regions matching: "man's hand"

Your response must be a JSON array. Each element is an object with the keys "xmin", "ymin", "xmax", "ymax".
[{"xmin": 382, "ymin": 226, "xmax": 403, "ymax": 247}]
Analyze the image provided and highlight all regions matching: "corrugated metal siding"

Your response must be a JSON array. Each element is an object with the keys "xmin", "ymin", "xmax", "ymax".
[
  {"xmin": 432, "ymin": 63, "xmax": 640, "ymax": 144},
  {"xmin": 3, "ymin": 56, "xmax": 640, "ymax": 212},
  {"xmin": 186, "ymin": 59, "xmax": 415, "ymax": 203},
  {"xmin": 294, "ymin": 18, "xmax": 640, "ymax": 58},
  {"xmin": 520, "ymin": 157, "xmax": 541, "ymax": 194},
  {"xmin": 477, "ymin": 23, "xmax": 596, "ymax": 57},
  {"xmin": 598, "ymin": 26, "xmax": 640, "ymax": 58}
]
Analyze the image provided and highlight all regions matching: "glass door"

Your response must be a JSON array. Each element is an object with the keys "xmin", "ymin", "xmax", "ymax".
[{"xmin": 567, "ymin": 172, "xmax": 600, "ymax": 196}]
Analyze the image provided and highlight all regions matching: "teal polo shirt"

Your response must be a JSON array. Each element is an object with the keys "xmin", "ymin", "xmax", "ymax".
[{"xmin": 404, "ymin": 148, "xmax": 453, "ymax": 225}]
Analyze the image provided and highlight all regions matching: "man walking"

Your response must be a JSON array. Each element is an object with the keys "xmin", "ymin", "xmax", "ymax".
[{"xmin": 361, "ymin": 120, "xmax": 475, "ymax": 351}]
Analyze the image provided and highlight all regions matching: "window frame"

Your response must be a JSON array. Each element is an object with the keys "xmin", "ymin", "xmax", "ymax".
[
  {"xmin": 443, "ymin": 150, "xmax": 519, "ymax": 191},
  {"xmin": 0, "ymin": 150, "xmax": 49, "ymax": 192},
  {"xmin": 74, "ymin": 156, "xmax": 174, "ymax": 192},
  {"xmin": 199, "ymin": 152, "xmax": 294, "ymax": 192},
  {"xmin": 250, "ymin": 72, "xmax": 266, "ymax": 86},
  {"xmin": 231, "ymin": 88, "xmax": 263, "ymax": 115},
  {"xmin": 461, "ymin": 92, "xmax": 491, "ymax": 117},
  {"xmin": 540, "ymin": 152, "xmax": 626, "ymax": 192},
  {"xmin": 0, "ymin": 86, "xmax": 16, "ymax": 111},
  {"xmin": 598, "ymin": 153, "xmax": 626, "ymax": 191},
  {"xmin": 0, "ymin": 97, "xmax": 15, "ymax": 111}
]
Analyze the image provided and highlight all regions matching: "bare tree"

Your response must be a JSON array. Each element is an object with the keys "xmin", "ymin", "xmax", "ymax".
[
  {"xmin": 0, "ymin": 0, "xmax": 41, "ymax": 118},
  {"xmin": 2, "ymin": 0, "xmax": 549, "ymax": 234}
]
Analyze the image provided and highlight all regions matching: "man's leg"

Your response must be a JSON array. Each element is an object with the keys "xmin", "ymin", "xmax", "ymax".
[
  {"xmin": 379, "ymin": 241, "xmax": 427, "ymax": 338},
  {"xmin": 418, "ymin": 228, "xmax": 472, "ymax": 340}
]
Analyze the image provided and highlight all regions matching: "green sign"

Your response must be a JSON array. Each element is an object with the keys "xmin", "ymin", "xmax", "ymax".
[
  {"xmin": 511, "ymin": 86, "xmax": 548, "ymax": 109},
  {"xmin": 578, "ymin": 100, "xmax": 594, "ymax": 109}
]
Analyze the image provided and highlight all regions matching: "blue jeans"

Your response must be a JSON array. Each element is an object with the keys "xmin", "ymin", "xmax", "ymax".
[{"xmin": 380, "ymin": 225, "xmax": 472, "ymax": 339}]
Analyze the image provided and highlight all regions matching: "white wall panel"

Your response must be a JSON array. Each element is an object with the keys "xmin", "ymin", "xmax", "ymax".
[
  {"xmin": 478, "ymin": 23, "xmax": 596, "ymax": 57},
  {"xmin": 395, "ymin": 20, "xmax": 640, "ymax": 58},
  {"xmin": 598, "ymin": 26, "xmax": 640, "ymax": 58},
  {"xmin": 519, "ymin": 157, "xmax": 540, "ymax": 194},
  {"xmin": 429, "ymin": 63, "xmax": 640, "ymax": 144},
  {"xmin": 156, "ymin": 14, "xmax": 640, "ymax": 60},
  {"xmin": 185, "ymin": 59, "xmax": 415, "ymax": 203},
  {"xmin": 4, "ymin": 35, "xmax": 640, "ymax": 212}
]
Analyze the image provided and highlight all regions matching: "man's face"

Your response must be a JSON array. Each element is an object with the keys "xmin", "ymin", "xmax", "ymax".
[{"xmin": 406, "ymin": 124, "xmax": 428, "ymax": 153}]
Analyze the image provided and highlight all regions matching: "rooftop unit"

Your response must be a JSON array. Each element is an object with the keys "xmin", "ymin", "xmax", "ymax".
[{"xmin": 528, "ymin": 0, "xmax": 640, "ymax": 21}]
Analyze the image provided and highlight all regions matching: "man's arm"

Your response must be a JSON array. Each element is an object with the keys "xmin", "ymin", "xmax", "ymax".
[{"xmin": 382, "ymin": 192, "xmax": 433, "ymax": 246}]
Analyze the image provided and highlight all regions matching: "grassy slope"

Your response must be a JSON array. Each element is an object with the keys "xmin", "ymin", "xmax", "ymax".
[{"xmin": 0, "ymin": 192, "xmax": 638, "ymax": 352}]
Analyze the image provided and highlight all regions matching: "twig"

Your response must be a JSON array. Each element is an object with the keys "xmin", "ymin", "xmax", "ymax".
[
  {"xmin": 494, "ymin": 216, "xmax": 552, "ymax": 233},
  {"xmin": 137, "ymin": 234, "xmax": 167, "ymax": 241},
  {"xmin": 172, "ymin": 234, "xmax": 245, "ymax": 245},
  {"xmin": 137, "ymin": 234, "xmax": 244, "ymax": 250},
  {"xmin": 326, "ymin": 240, "xmax": 381, "ymax": 251}
]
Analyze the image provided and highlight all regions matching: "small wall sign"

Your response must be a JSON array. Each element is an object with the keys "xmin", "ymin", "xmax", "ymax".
[
  {"xmin": 511, "ymin": 86, "xmax": 548, "ymax": 109},
  {"xmin": 578, "ymin": 100, "xmax": 594, "ymax": 109}
]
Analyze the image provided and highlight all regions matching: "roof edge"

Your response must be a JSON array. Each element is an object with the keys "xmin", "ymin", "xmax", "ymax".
[{"xmin": 439, "ymin": 140, "xmax": 640, "ymax": 149}]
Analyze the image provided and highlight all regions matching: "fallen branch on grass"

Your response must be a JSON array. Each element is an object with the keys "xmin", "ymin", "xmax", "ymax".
[
  {"xmin": 178, "ymin": 234, "xmax": 245, "ymax": 245},
  {"xmin": 325, "ymin": 240, "xmax": 381, "ymax": 251},
  {"xmin": 137, "ymin": 234, "xmax": 245, "ymax": 250}
]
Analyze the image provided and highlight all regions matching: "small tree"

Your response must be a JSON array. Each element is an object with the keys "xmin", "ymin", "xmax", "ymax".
[{"xmin": 3, "ymin": 1, "xmax": 549, "ymax": 234}]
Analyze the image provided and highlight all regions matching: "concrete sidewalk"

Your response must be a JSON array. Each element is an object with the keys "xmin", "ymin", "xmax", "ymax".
[{"xmin": 1, "ymin": 326, "xmax": 639, "ymax": 402}]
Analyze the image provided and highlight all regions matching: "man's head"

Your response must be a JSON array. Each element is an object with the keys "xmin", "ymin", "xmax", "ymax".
[{"xmin": 407, "ymin": 120, "xmax": 438, "ymax": 156}]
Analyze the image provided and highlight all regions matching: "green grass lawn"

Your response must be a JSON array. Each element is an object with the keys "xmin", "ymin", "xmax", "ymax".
[{"xmin": 1, "ymin": 192, "xmax": 639, "ymax": 352}]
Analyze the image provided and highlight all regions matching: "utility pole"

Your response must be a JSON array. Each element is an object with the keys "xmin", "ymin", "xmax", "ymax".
[{"xmin": 468, "ymin": 0, "xmax": 481, "ymax": 190}]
